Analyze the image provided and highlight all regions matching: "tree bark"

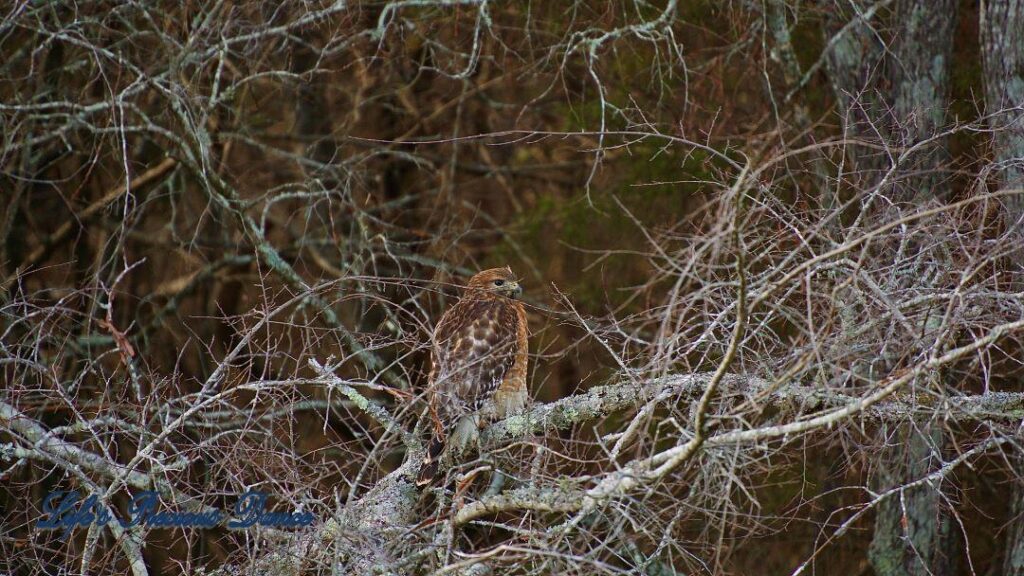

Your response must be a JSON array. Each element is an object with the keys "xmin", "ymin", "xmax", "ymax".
[
  {"xmin": 1005, "ymin": 458, "xmax": 1024, "ymax": 575},
  {"xmin": 889, "ymin": 0, "xmax": 958, "ymax": 202},
  {"xmin": 981, "ymin": 0, "xmax": 1024, "ymax": 224},
  {"xmin": 978, "ymin": 4, "xmax": 1024, "ymax": 572},
  {"xmin": 868, "ymin": 424, "xmax": 958, "ymax": 576},
  {"xmin": 872, "ymin": 1, "xmax": 959, "ymax": 572},
  {"xmin": 823, "ymin": 1, "xmax": 961, "ymax": 574},
  {"xmin": 822, "ymin": 0, "xmax": 889, "ymax": 181}
]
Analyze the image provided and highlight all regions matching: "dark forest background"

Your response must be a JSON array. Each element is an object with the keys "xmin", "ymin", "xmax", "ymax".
[{"xmin": 3, "ymin": 1, "xmax": 1024, "ymax": 575}]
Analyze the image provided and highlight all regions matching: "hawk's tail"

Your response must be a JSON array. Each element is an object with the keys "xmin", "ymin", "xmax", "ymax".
[{"xmin": 416, "ymin": 436, "xmax": 446, "ymax": 488}]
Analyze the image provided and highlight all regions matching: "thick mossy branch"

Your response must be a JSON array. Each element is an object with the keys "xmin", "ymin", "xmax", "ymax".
[
  {"xmin": 482, "ymin": 373, "xmax": 1024, "ymax": 450},
  {"xmin": 237, "ymin": 371, "xmax": 1024, "ymax": 574},
  {"xmin": 480, "ymin": 373, "xmax": 727, "ymax": 446}
]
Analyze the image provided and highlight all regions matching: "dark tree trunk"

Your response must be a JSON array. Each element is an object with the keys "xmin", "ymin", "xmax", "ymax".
[
  {"xmin": 872, "ymin": 2, "xmax": 960, "ymax": 573},
  {"xmin": 823, "ymin": 2, "xmax": 961, "ymax": 574},
  {"xmin": 981, "ymin": 0, "xmax": 1024, "ymax": 224},
  {"xmin": 979, "ymin": 6, "xmax": 1024, "ymax": 570},
  {"xmin": 1005, "ymin": 459, "xmax": 1024, "ymax": 575},
  {"xmin": 888, "ymin": 0, "xmax": 958, "ymax": 203},
  {"xmin": 823, "ymin": 0, "xmax": 888, "ymax": 181},
  {"xmin": 868, "ymin": 425, "xmax": 958, "ymax": 576}
]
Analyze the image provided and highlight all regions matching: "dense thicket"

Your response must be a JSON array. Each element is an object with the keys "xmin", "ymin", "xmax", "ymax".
[{"xmin": 3, "ymin": 2, "xmax": 1024, "ymax": 575}]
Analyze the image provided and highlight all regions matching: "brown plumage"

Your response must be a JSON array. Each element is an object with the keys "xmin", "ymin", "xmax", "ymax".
[{"xmin": 416, "ymin": 267, "xmax": 529, "ymax": 488}]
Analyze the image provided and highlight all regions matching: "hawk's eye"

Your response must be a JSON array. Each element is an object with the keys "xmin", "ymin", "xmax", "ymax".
[{"xmin": 493, "ymin": 279, "xmax": 505, "ymax": 287}]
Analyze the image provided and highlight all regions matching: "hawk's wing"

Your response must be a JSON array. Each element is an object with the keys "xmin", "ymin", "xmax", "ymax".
[{"xmin": 429, "ymin": 298, "xmax": 520, "ymax": 415}]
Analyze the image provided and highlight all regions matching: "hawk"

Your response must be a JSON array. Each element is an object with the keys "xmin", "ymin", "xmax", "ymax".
[{"xmin": 416, "ymin": 267, "xmax": 529, "ymax": 487}]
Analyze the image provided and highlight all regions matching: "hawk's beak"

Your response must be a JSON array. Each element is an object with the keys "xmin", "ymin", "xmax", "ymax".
[{"xmin": 509, "ymin": 282, "xmax": 523, "ymax": 299}]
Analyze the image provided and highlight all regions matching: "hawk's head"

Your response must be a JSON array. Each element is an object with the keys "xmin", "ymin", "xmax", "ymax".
[{"xmin": 466, "ymin": 267, "xmax": 522, "ymax": 299}]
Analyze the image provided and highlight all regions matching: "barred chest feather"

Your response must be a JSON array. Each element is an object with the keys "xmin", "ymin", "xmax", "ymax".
[{"xmin": 429, "ymin": 291, "xmax": 528, "ymax": 422}]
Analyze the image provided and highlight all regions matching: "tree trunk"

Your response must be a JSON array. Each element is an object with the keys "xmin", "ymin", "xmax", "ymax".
[
  {"xmin": 872, "ymin": 1, "xmax": 960, "ymax": 573},
  {"xmin": 1005, "ymin": 459, "xmax": 1024, "ymax": 575},
  {"xmin": 823, "ymin": 2, "xmax": 961, "ymax": 574},
  {"xmin": 980, "ymin": 0, "xmax": 1024, "ymax": 224},
  {"xmin": 868, "ymin": 424, "xmax": 958, "ymax": 576},
  {"xmin": 822, "ymin": 0, "xmax": 888, "ymax": 181},
  {"xmin": 889, "ymin": 0, "xmax": 958, "ymax": 203},
  {"xmin": 980, "ymin": 4, "xmax": 1024, "ymax": 573}
]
